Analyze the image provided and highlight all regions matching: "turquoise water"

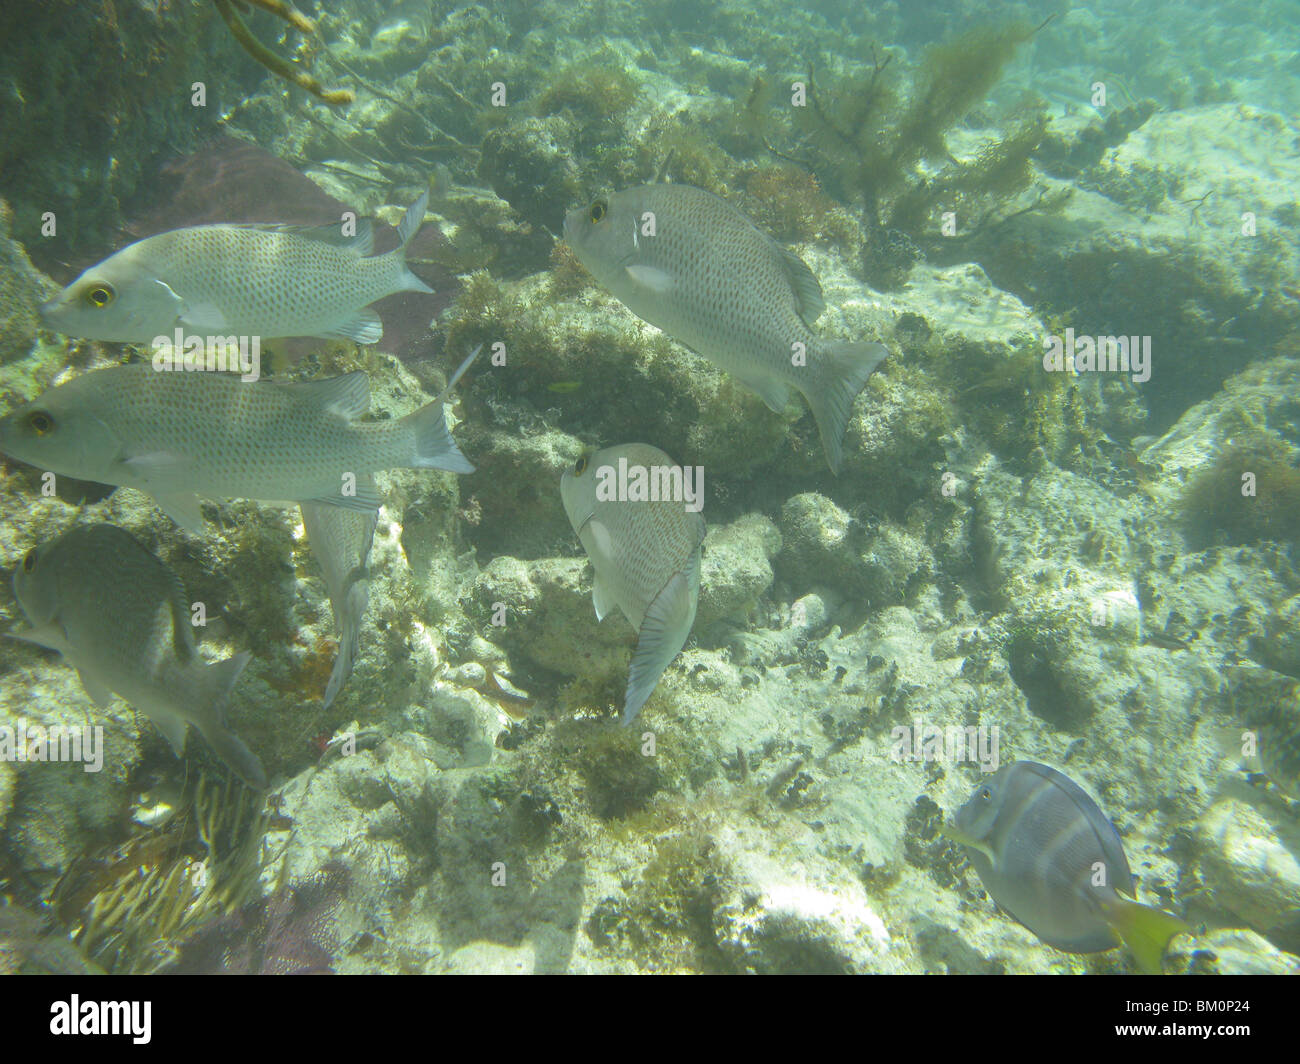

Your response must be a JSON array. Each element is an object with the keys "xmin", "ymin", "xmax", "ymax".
[{"xmin": 0, "ymin": 0, "xmax": 1297, "ymax": 974}]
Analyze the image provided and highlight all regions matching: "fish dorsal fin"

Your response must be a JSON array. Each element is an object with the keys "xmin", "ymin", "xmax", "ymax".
[
  {"xmin": 292, "ymin": 371, "xmax": 372, "ymax": 420},
  {"xmin": 776, "ymin": 244, "xmax": 825, "ymax": 324},
  {"xmin": 234, "ymin": 219, "xmax": 375, "ymax": 256}
]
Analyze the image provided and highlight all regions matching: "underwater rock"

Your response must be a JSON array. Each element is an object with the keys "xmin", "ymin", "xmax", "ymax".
[
  {"xmin": 712, "ymin": 821, "xmax": 901, "ymax": 974},
  {"xmin": 991, "ymin": 104, "xmax": 1300, "ymax": 433},
  {"xmin": 469, "ymin": 555, "xmax": 630, "ymax": 682},
  {"xmin": 777, "ymin": 493, "xmax": 854, "ymax": 591},
  {"xmin": 1192, "ymin": 794, "xmax": 1300, "ymax": 935},
  {"xmin": 1164, "ymin": 928, "xmax": 1300, "ymax": 975},
  {"xmin": 698, "ymin": 514, "xmax": 781, "ymax": 628},
  {"xmin": 477, "ymin": 116, "xmax": 581, "ymax": 263},
  {"xmin": 0, "ymin": 1, "xmax": 250, "ymax": 254},
  {"xmin": 0, "ymin": 199, "xmax": 48, "ymax": 365},
  {"xmin": 459, "ymin": 425, "xmax": 584, "ymax": 560}
]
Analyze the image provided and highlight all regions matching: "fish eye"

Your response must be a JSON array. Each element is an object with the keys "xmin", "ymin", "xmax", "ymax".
[
  {"xmin": 574, "ymin": 455, "xmax": 589, "ymax": 476},
  {"xmin": 84, "ymin": 282, "xmax": 115, "ymax": 308},
  {"xmin": 26, "ymin": 410, "xmax": 55, "ymax": 436},
  {"xmin": 979, "ymin": 786, "xmax": 992, "ymax": 801},
  {"xmin": 589, "ymin": 199, "xmax": 608, "ymax": 224},
  {"xmin": 22, "ymin": 549, "xmax": 37, "ymax": 573}
]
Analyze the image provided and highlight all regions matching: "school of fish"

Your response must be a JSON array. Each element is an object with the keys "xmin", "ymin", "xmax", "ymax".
[{"xmin": 5, "ymin": 165, "xmax": 1266, "ymax": 976}]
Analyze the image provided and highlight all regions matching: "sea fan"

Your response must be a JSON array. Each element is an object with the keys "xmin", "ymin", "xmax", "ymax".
[{"xmin": 166, "ymin": 862, "xmax": 348, "ymax": 975}]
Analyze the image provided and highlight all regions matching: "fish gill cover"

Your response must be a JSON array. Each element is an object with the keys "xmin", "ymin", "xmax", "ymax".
[{"xmin": 0, "ymin": 0, "xmax": 1297, "ymax": 979}]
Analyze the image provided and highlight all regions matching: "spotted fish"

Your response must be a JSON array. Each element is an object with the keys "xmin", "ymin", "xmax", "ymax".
[
  {"xmin": 560, "ymin": 442, "xmax": 705, "ymax": 722},
  {"xmin": 943, "ymin": 760, "xmax": 1188, "ymax": 972},
  {"xmin": 39, "ymin": 191, "xmax": 432, "ymax": 344},
  {"xmin": 10, "ymin": 524, "xmax": 265, "ymax": 789},
  {"xmin": 0, "ymin": 348, "xmax": 480, "ymax": 533},
  {"xmin": 563, "ymin": 183, "xmax": 888, "ymax": 472}
]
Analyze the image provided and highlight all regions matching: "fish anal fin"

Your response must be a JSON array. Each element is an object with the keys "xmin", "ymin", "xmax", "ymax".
[
  {"xmin": 155, "ymin": 492, "xmax": 206, "ymax": 534},
  {"xmin": 736, "ymin": 369, "xmax": 793, "ymax": 414},
  {"xmin": 318, "ymin": 310, "xmax": 383, "ymax": 345}
]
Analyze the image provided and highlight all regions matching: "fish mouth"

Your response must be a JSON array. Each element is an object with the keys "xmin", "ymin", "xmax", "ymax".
[{"xmin": 37, "ymin": 297, "xmax": 60, "ymax": 325}]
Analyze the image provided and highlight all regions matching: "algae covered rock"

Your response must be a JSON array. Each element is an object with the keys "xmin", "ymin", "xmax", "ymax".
[{"xmin": 0, "ymin": 199, "xmax": 48, "ymax": 365}]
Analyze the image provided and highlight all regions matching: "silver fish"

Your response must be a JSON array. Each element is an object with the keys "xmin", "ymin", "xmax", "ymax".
[
  {"xmin": 39, "ymin": 191, "xmax": 432, "ymax": 344},
  {"xmin": 10, "ymin": 524, "xmax": 265, "ymax": 789},
  {"xmin": 300, "ymin": 477, "xmax": 377, "ymax": 710},
  {"xmin": 560, "ymin": 442, "xmax": 705, "ymax": 722},
  {"xmin": 944, "ymin": 760, "xmax": 1187, "ymax": 972},
  {"xmin": 0, "ymin": 348, "xmax": 480, "ymax": 533},
  {"xmin": 562, "ymin": 183, "xmax": 888, "ymax": 472}
]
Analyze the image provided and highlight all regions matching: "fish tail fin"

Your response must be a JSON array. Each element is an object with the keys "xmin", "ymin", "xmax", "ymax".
[
  {"xmin": 1102, "ymin": 895, "xmax": 1191, "ymax": 974},
  {"xmin": 402, "ymin": 398, "xmax": 474, "ymax": 474},
  {"xmin": 804, "ymin": 341, "xmax": 889, "ymax": 474},
  {"xmin": 388, "ymin": 188, "xmax": 434, "ymax": 294},
  {"xmin": 193, "ymin": 651, "xmax": 267, "ymax": 790}
]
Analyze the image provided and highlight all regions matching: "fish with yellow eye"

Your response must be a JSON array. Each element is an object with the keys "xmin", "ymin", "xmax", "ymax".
[{"xmin": 39, "ymin": 190, "xmax": 433, "ymax": 345}]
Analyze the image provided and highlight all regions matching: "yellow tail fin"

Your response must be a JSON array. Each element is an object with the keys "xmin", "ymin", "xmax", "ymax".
[{"xmin": 1103, "ymin": 895, "xmax": 1191, "ymax": 974}]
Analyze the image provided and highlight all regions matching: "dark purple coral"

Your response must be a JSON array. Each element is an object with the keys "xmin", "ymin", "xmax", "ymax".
[{"xmin": 167, "ymin": 862, "xmax": 348, "ymax": 975}]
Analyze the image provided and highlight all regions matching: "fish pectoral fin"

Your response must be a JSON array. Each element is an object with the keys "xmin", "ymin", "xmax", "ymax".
[
  {"xmin": 623, "ymin": 567, "xmax": 698, "ymax": 724},
  {"xmin": 122, "ymin": 450, "xmax": 185, "ymax": 471},
  {"xmin": 154, "ymin": 492, "xmax": 207, "ymax": 534},
  {"xmin": 581, "ymin": 520, "xmax": 618, "ymax": 583},
  {"xmin": 75, "ymin": 669, "xmax": 116, "ymax": 709},
  {"xmin": 6, "ymin": 622, "xmax": 69, "ymax": 654},
  {"xmin": 735, "ymin": 370, "xmax": 793, "ymax": 414},
  {"xmin": 318, "ymin": 310, "xmax": 383, "ymax": 345},
  {"xmin": 178, "ymin": 300, "xmax": 229, "ymax": 331},
  {"xmin": 624, "ymin": 264, "xmax": 674, "ymax": 293},
  {"xmin": 592, "ymin": 573, "xmax": 618, "ymax": 623}
]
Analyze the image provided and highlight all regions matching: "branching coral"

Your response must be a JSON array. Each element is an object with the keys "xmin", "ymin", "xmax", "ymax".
[
  {"xmin": 747, "ymin": 19, "xmax": 1061, "ymax": 283},
  {"xmin": 213, "ymin": 0, "xmax": 354, "ymax": 106}
]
